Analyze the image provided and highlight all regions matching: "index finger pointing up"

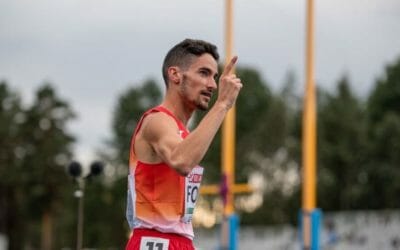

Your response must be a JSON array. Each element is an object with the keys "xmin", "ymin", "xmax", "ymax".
[{"xmin": 221, "ymin": 56, "xmax": 238, "ymax": 76}]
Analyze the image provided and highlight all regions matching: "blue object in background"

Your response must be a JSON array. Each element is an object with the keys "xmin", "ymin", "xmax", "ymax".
[
  {"xmin": 219, "ymin": 214, "xmax": 239, "ymax": 250},
  {"xmin": 299, "ymin": 209, "xmax": 322, "ymax": 250}
]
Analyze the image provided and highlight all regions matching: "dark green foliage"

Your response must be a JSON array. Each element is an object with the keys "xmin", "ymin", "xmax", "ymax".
[
  {"xmin": 317, "ymin": 77, "xmax": 368, "ymax": 211},
  {"xmin": 365, "ymin": 56, "xmax": 400, "ymax": 209},
  {"xmin": 82, "ymin": 177, "xmax": 129, "ymax": 249},
  {"xmin": 0, "ymin": 82, "xmax": 76, "ymax": 249},
  {"xmin": 0, "ymin": 82, "xmax": 26, "ymax": 250},
  {"xmin": 368, "ymin": 57, "xmax": 400, "ymax": 124}
]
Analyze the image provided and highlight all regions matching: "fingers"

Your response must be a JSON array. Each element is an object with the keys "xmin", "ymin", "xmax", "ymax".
[
  {"xmin": 221, "ymin": 56, "xmax": 238, "ymax": 76},
  {"xmin": 232, "ymin": 76, "xmax": 243, "ymax": 89},
  {"xmin": 226, "ymin": 74, "xmax": 241, "ymax": 85},
  {"xmin": 216, "ymin": 57, "xmax": 243, "ymax": 110},
  {"xmin": 224, "ymin": 73, "xmax": 242, "ymax": 89}
]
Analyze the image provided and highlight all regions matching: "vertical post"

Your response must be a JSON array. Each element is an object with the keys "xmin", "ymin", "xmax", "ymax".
[
  {"xmin": 303, "ymin": 0, "xmax": 316, "ymax": 215},
  {"xmin": 222, "ymin": 0, "xmax": 234, "ymax": 220},
  {"xmin": 301, "ymin": 0, "xmax": 321, "ymax": 249},
  {"xmin": 221, "ymin": 1, "xmax": 238, "ymax": 250},
  {"xmin": 68, "ymin": 161, "xmax": 103, "ymax": 250},
  {"xmin": 76, "ymin": 180, "xmax": 85, "ymax": 250}
]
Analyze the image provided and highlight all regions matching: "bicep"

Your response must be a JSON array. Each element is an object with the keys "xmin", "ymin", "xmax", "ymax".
[{"xmin": 142, "ymin": 113, "xmax": 182, "ymax": 164}]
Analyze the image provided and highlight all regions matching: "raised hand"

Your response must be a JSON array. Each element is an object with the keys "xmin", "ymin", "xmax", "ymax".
[{"xmin": 216, "ymin": 56, "xmax": 243, "ymax": 110}]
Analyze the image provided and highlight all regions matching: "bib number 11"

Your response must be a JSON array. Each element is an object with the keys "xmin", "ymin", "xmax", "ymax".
[{"xmin": 140, "ymin": 237, "xmax": 169, "ymax": 250}]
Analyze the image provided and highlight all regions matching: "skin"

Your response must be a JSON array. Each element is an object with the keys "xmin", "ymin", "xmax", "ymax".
[{"xmin": 134, "ymin": 53, "xmax": 242, "ymax": 176}]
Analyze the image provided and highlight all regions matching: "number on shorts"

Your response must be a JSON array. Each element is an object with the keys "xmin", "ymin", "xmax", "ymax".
[
  {"xmin": 146, "ymin": 241, "xmax": 164, "ymax": 250},
  {"xmin": 140, "ymin": 237, "xmax": 169, "ymax": 250}
]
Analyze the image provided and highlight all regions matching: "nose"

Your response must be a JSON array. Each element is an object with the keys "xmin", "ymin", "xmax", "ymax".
[{"xmin": 208, "ymin": 78, "xmax": 217, "ymax": 91}]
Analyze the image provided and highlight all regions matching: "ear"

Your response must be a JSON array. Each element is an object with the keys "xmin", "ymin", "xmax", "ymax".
[{"xmin": 167, "ymin": 66, "xmax": 182, "ymax": 85}]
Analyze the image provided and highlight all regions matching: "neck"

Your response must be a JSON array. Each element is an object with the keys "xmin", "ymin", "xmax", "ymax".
[{"xmin": 161, "ymin": 90, "xmax": 194, "ymax": 125}]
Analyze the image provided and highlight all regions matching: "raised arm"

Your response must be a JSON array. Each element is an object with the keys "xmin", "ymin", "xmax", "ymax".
[{"xmin": 143, "ymin": 57, "xmax": 243, "ymax": 176}]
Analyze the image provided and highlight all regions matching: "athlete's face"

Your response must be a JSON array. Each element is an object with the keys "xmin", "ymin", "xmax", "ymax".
[{"xmin": 179, "ymin": 54, "xmax": 218, "ymax": 111}]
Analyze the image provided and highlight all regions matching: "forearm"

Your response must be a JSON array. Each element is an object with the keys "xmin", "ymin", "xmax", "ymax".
[{"xmin": 170, "ymin": 102, "xmax": 228, "ymax": 175}]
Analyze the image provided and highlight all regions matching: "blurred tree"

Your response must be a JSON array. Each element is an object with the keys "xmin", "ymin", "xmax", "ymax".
[
  {"xmin": 0, "ymin": 82, "xmax": 76, "ymax": 250},
  {"xmin": 235, "ymin": 69, "xmax": 301, "ymax": 225},
  {"xmin": 235, "ymin": 68, "xmax": 273, "ymax": 179},
  {"xmin": 19, "ymin": 84, "xmax": 75, "ymax": 249},
  {"xmin": 365, "ymin": 57, "xmax": 400, "ymax": 209},
  {"xmin": 368, "ymin": 57, "xmax": 400, "ymax": 124},
  {"xmin": 317, "ymin": 77, "xmax": 368, "ymax": 211},
  {"xmin": 0, "ymin": 81, "xmax": 26, "ymax": 250},
  {"xmin": 365, "ymin": 113, "xmax": 400, "ymax": 208},
  {"xmin": 83, "ymin": 177, "xmax": 128, "ymax": 249}
]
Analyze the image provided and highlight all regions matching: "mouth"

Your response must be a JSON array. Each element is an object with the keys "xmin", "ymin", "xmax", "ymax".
[{"xmin": 200, "ymin": 91, "xmax": 212, "ymax": 99}]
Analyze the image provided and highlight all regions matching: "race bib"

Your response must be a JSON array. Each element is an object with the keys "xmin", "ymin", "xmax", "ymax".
[
  {"xmin": 140, "ymin": 237, "xmax": 169, "ymax": 250},
  {"xmin": 181, "ymin": 165, "xmax": 204, "ymax": 223}
]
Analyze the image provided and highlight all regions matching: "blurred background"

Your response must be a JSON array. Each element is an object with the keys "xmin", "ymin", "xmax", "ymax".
[{"xmin": 1, "ymin": 0, "xmax": 400, "ymax": 249}]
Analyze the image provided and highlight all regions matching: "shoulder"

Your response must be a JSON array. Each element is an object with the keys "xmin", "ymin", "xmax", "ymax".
[{"xmin": 140, "ymin": 111, "xmax": 179, "ymax": 141}]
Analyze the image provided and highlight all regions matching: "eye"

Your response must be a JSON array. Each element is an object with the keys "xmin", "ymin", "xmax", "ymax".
[{"xmin": 199, "ymin": 70, "xmax": 209, "ymax": 76}]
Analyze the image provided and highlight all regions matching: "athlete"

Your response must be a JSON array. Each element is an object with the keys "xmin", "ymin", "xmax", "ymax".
[{"xmin": 125, "ymin": 38, "xmax": 242, "ymax": 250}]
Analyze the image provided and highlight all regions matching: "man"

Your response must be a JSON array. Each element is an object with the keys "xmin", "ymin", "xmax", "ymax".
[{"xmin": 125, "ymin": 38, "xmax": 242, "ymax": 250}]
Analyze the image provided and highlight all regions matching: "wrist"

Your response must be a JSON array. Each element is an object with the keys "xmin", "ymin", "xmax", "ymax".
[{"xmin": 213, "ymin": 101, "xmax": 230, "ymax": 112}]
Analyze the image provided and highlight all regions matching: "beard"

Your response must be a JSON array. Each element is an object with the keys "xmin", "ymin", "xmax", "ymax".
[
  {"xmin": 197, "ymin": 101, "xmax": 209, "ymax": 111},
  {"xmin": 181, "ymin": 75, "xmax": 210, "ymax": 111}
]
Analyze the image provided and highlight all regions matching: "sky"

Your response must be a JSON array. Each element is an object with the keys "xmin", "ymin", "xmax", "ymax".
[{"xmin": 1, "ymin": 0, "xmax": 399, "ymax": 165}]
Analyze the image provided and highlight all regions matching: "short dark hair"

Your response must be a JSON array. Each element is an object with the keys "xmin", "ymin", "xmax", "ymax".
[{"xmin": 162, "ymin": 39, "xmax": 219, "ymax": 87}]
